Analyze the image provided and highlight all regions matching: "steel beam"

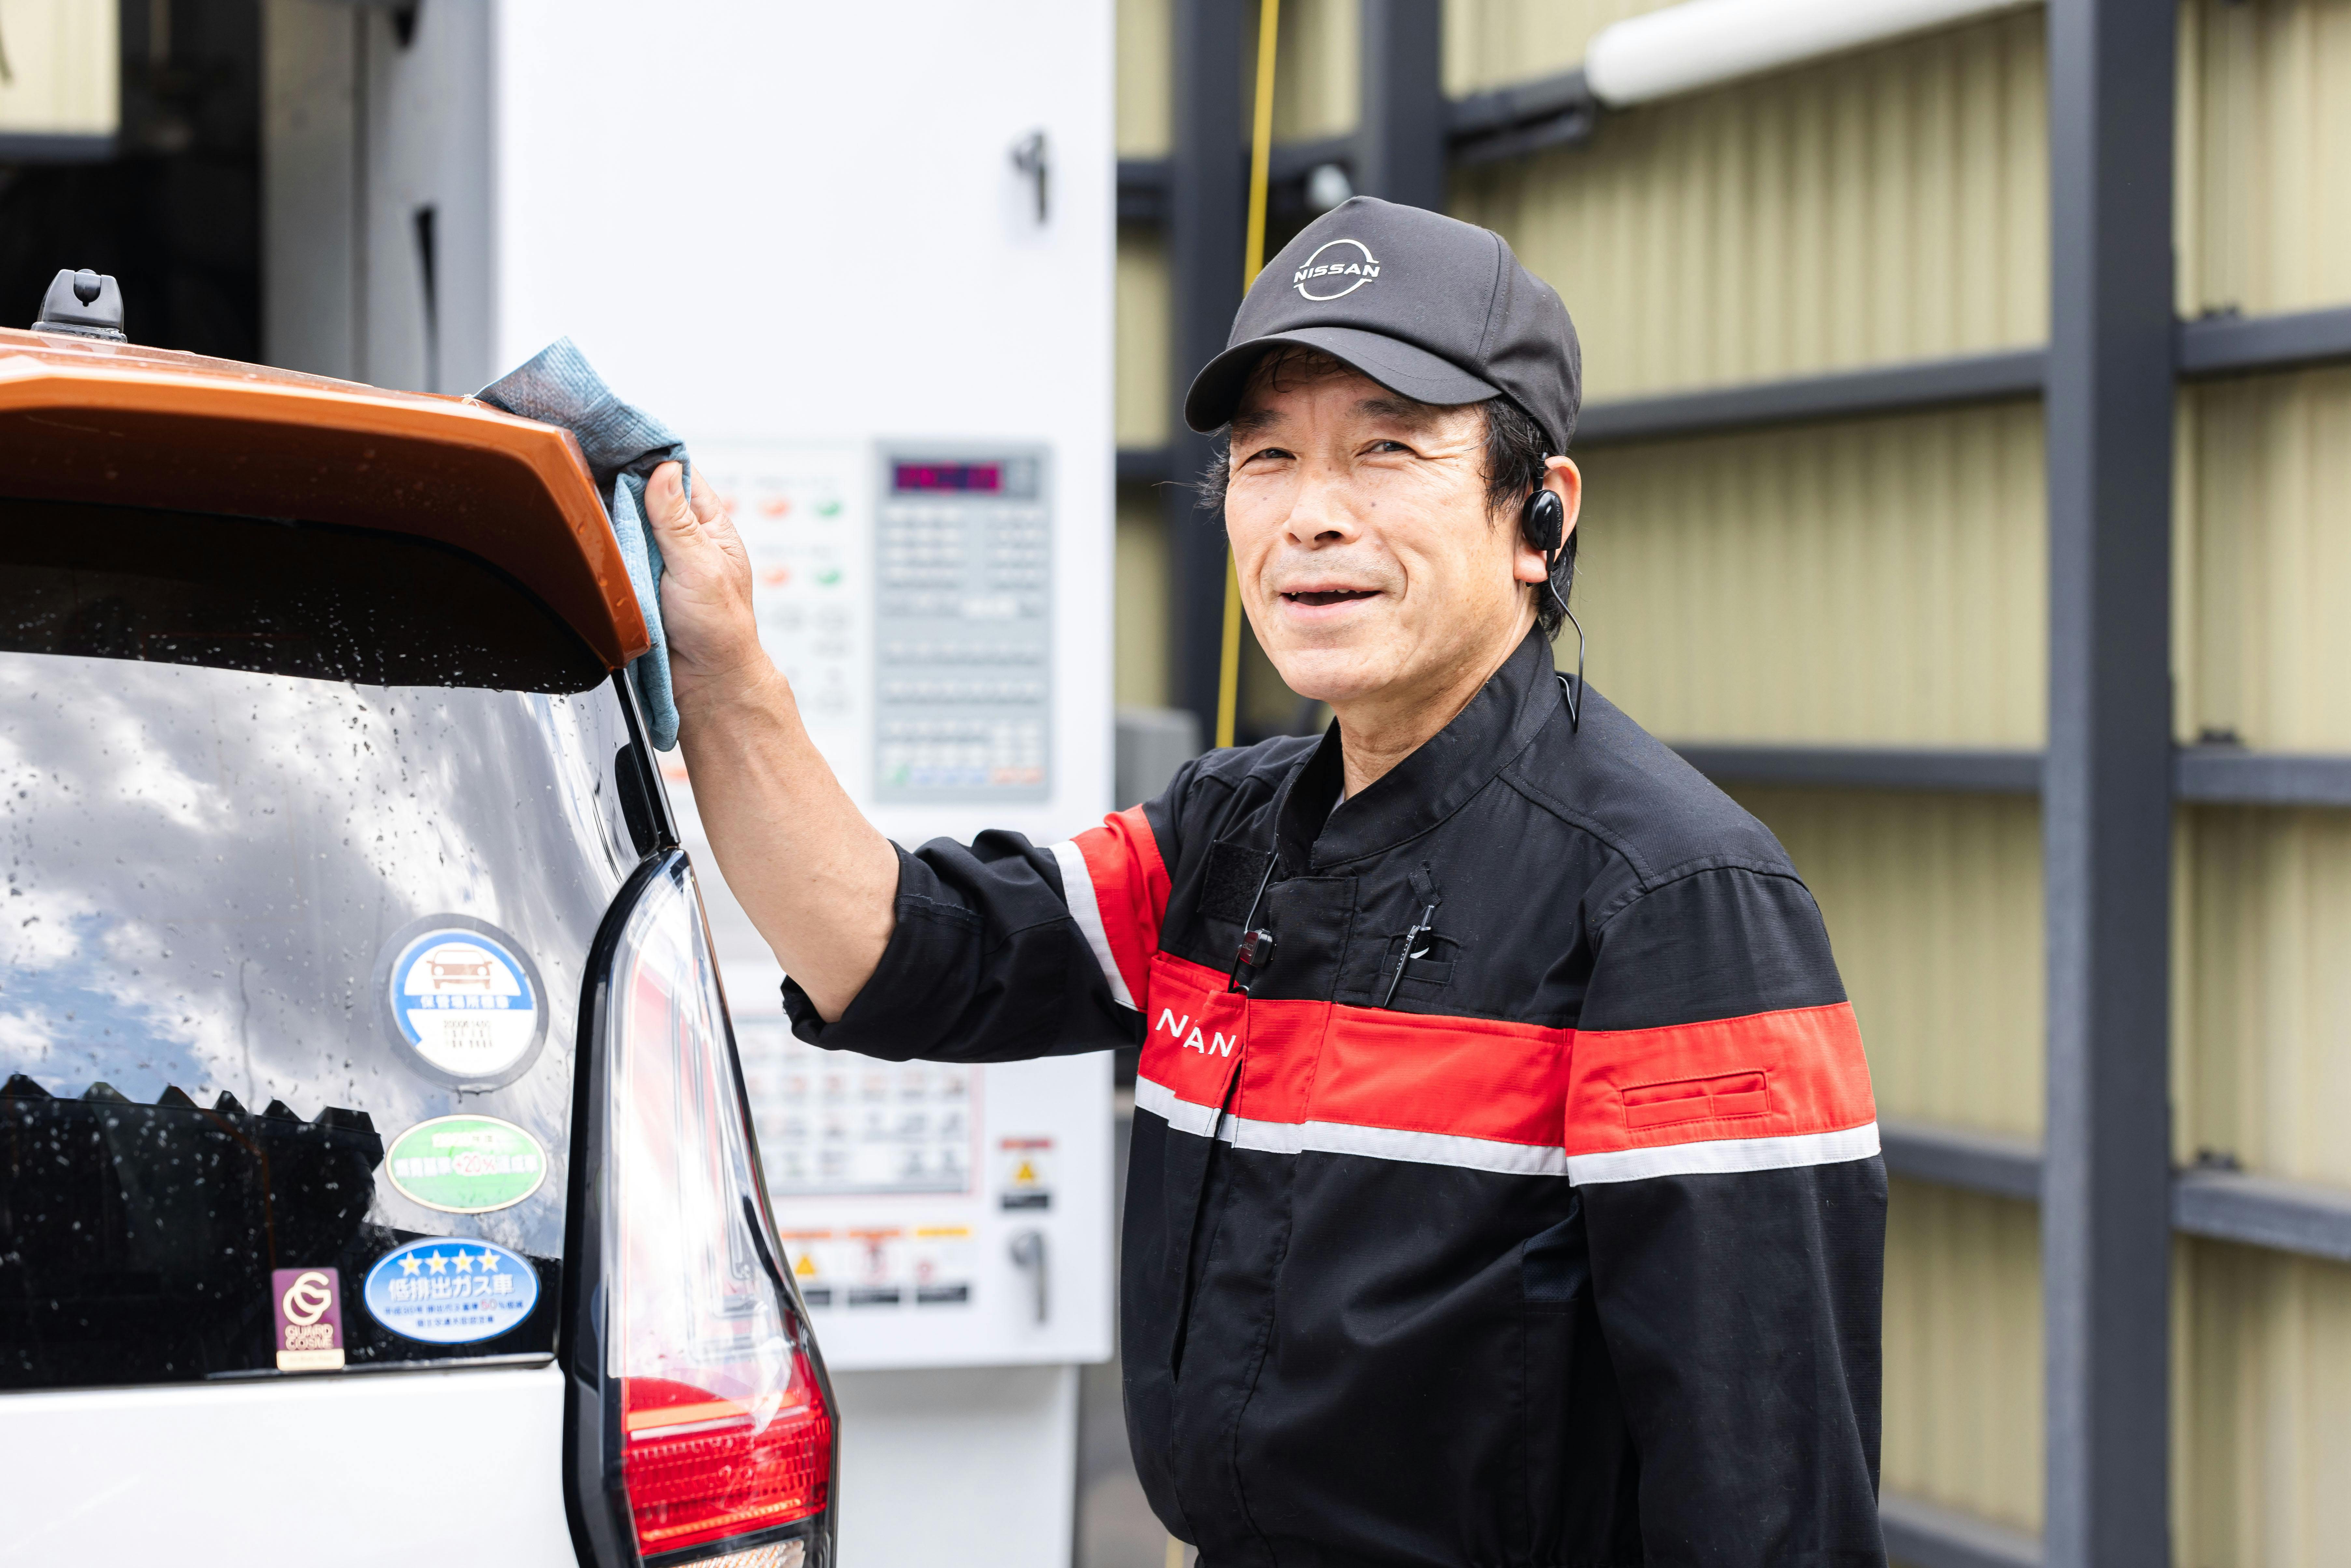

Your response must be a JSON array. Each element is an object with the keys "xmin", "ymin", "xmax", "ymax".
[
  {"xmin": 1880, "ymin": 1115, "xmax": 2351, "ymax": 1270},
  {"xmin": 1880, "ymin": 1493, "xmax": 2044, "ymax": 1568},
  {"xmin": 1675, "ymin": 744, "xmax": 2043, "ymax": 796},
  {"xmin": 1167, "ymin": 0, "xmax": 1249, "ymax": 739},
  {"xmin": 1448, "ymin": 69, "xmax": 1599, "ymax": 165},
  {"xmin": 2173, "ymin": 1166, "xmax": 2351, "ymax": 1264},
  {"xmin": 2039, "ymin": 3, "xmax": 2177, "ymax": 1564},
  {"xmin": 1356, "ymin": 0, "xmax": 1446, "ymax": 210},
  {"xmin": 2175, "ymin": 746, "xmax": 2351, "ymax": 807},
  {"xmin": 0, "ymin": 133, "xmax": 117, "ymax": 163},
  {"xmin": 1881, "ymin": 1119, "xmax": 2045, "ymax": 1203},
  {"xmin": 1575, "ymin": 349, "xmax": 2046, "ymax": 447},
  {"xmin": 1118, "ymin": 158, "xmax": 1171, "ymax": 225},
  {"xmin": 2177, "ymin": 304, "xmax": 2351, "ymax": 379},
  {"xmin": 1116, "ymin": 447, "xmax": 1173, "ymax": 486}
]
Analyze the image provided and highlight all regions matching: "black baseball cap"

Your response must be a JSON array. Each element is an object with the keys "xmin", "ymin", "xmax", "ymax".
[{"xmin": 1183, "ymin": 196, "xmax": 1582, "ymax": 453}]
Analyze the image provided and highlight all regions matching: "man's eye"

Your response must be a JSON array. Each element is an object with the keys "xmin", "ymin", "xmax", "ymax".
[
  {"xmin": 1242, "ymin": 446, "xmax": 1293, "ymax": 464},
  {"xmin": 1369, "ymin": 439, "xmax": 1413, "ymax": 454}
]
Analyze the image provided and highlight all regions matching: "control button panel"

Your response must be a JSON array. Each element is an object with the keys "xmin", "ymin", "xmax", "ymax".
[{"xmin": 873, "ymin": 448, "xmax": 1051, "ymax": 803}]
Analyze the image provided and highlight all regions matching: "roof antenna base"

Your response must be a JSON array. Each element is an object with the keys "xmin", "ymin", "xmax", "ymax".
[{"xmin": 34, "ymin": 268, "xmax": 127, "ymax": 341}]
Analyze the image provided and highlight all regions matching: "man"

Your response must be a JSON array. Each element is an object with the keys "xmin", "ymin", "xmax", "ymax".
[{"xmin": 648, "ymin": 197, "xmax": 1887, "ymax": 1566}]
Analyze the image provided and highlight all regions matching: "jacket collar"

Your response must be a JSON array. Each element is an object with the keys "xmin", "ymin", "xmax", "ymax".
[{"xmin": 1271, "ymin": 630, "xmax": 1563, "ymax": 872}]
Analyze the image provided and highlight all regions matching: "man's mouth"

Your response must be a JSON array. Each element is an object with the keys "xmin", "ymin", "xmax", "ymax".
[{"xmin": 1281, "ymin": 588, "xmax": 1379, "ymax": 607}]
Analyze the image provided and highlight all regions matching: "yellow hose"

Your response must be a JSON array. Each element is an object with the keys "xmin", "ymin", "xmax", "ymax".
[{"xmin": 1214, "ymin": 0, "xmax": 1280, "ymax": 751}]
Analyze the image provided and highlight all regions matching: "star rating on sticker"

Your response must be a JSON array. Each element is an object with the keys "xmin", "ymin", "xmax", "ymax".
[
  {"xmin": 452, "ymin": 1251, "xmax": 474, "ymax": 1273},
  {"xmin": 425, "ymin": 1251, "xmax": 449, "ymax": 1274},
  {"xmin": 474, "ymin": 1250, "xmax": 498, "ymax": 1273},
  {"xmin": 399, "ymin": 1253, "xmax": 423, "ymax": 1275}
]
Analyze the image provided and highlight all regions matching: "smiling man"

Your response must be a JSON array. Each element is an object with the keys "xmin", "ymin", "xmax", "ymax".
[{"xmin": 649, "ymin": 197, "xmax": 1888, "ymax": 1567}]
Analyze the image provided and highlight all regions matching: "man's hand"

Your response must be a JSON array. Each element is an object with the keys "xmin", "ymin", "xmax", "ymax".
[
  {"xmin": 635, "ymin": 460, "xmax": 899, "ymax": 1022},
  {"xmin": 643, "ymin": 460, "xmax": 775, "ymax": 715}
]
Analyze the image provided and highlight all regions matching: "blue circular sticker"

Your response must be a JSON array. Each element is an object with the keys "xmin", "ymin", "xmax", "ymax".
[
  {"xmin": 380, "ymin": 920, "xmax": 546, "ymax": 1087},
  {"xmin": 362, "ymin": 1238, "xmax": 540, "ymax": 1344}
]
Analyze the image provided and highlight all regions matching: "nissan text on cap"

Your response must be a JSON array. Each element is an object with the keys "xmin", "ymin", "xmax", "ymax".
[{"xmin": 1183, "ymin": 196, "xmax": 1583, "ymax": 455}]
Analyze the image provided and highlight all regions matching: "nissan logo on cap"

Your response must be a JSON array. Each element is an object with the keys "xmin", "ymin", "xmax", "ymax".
[
  {"xmin": 1293, "ymin": 239, "xmax": 1382, "ymax": 300},
  {"xmin": 1186, "ymin": 196, "xmax": 1583, "ymax": 455}
]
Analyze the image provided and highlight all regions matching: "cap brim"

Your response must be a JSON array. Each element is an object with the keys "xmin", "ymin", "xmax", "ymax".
[{"xmin": 1183, "ymin": 326, "xmax": 1502, "ymax": 434}]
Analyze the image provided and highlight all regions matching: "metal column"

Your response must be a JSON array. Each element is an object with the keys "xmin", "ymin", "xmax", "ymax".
[
  {"xmin": 2040, "ymin": 1, "xmax": 2177, "ymax": 1565},
  {"xmin": 1356, "ymin": 0, "xmax": 1445, "ymax": 211},
  {"xmin": 1166, "ymin": 0, "xmax": 1248, "ymax": 738}
]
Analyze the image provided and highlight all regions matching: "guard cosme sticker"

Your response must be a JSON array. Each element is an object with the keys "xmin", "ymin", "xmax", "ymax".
[{"xmin": 272, "ymin": 1267, "xmax": 346, "ymax": 1372}]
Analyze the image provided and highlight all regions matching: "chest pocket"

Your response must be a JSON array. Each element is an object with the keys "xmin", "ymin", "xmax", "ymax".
[{"xmin": 1379, "ymin": 931, "xmax": 1461, "ymax": 994}]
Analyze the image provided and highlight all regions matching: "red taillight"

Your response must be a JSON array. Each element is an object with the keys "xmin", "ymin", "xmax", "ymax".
[
  {"xmin": 620, "ymin": 1355, "xmax": 834, "ymax": 1550},
  {"xmin": 608, "ymin": 864, "xmax": 832, "ymax": 1561}
]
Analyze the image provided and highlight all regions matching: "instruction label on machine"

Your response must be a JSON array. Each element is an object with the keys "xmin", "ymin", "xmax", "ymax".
[
  {"xmin": 781, "ymin": 1225, "xmax": 977, "ymax": 1311},
  {"xmin": 738, "ymin": 1018, "xmax": 975, "ymax": 1197},
  {"xmin": 998, "ymin": 1137, "xmax": 1053, "ymax": 1210}
]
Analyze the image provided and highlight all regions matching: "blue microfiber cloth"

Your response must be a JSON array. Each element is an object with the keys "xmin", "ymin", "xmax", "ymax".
[{"xmin": 477, "ymin": 339, "xmax": 686, "ymax": 750}]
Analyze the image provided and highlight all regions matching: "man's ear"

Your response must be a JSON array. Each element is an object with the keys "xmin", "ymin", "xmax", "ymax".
[
  {"xmin": 1513, "ymin": 456, "xmax": 1584, "ymax": 586},
  {"xmin": 1543, "ymin": 455, "xmax": 1582, "ymax": 542}
]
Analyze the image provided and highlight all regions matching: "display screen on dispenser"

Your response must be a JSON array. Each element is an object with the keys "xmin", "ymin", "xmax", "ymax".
[
  {"xmin": 889, "ymin": 455, "xmax": 1039, "ymax": 499},
  {"xmin": 894, "ymin": 461, "xmax": 999, "ymax": 494}
]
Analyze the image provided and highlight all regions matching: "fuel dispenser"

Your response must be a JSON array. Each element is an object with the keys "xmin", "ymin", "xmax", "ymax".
[{"xmin": 266, "ymin": 4, "xmax": 1117, "ymax": 1562}]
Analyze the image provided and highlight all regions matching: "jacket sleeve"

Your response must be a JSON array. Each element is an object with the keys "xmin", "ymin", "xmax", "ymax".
[
  {"xmin": 778, "ymin": 787, "xmax": 1179, "ymax": 1063},
  {"xmin": 1567, "ymin": 864, "xmax": 1888, "ymax": 1567}
]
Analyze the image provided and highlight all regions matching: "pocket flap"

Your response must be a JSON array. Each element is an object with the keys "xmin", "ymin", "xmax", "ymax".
[{"xmin": 1622, "ymin": 1070, "xmax": 1768, "ymax": 1128}]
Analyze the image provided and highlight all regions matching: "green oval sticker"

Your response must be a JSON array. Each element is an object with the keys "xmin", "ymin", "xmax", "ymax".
[{"xmin": 384, "ymin": 1115, "xmax": 549, "ymax": 1214}]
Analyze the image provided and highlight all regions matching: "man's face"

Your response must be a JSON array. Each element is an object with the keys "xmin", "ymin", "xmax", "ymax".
[{"xmin": 1223, "ymin": 359, "xmax": 1556, "ymax": 713}]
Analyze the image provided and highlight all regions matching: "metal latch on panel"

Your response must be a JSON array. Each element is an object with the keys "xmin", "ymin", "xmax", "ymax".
[{"xmin": 1008, "ymin": 1229, "xmax": 1048, "ymax": 1325}]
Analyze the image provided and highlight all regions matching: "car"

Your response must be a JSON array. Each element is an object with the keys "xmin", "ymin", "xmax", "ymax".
[{"xmin": 0, "ymin": 272, "xmax": 836, "ymax": 1568}]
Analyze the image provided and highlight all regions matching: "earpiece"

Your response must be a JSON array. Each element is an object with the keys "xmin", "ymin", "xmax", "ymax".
[
  {"xmin": 1522, "ymin": 487, "xmax": 1565, "ymax": 560},
  {"xmin": 1522, "ymin": 476, "xmax": 1585, "ymax": 735}
]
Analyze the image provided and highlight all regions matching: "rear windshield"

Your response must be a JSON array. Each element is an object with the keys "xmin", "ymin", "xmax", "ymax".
[{"xmin": 0, "ymin": 503, "xmax": 646, "ymax": 1391}]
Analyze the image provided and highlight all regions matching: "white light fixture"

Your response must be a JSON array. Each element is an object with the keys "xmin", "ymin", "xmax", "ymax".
[
  {"xmin": 1305, "ymin": 163, "xmax": 1353, "ymax": 214},
  {"xmin": 1584, "ymin": 0, "xmax": 2036, "ymax": 107}
]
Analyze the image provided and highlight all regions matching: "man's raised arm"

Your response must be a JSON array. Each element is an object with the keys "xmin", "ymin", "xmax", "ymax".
[{"xmin": 642, "ymin": 461, "xmax": 901, "ymax": 1021}]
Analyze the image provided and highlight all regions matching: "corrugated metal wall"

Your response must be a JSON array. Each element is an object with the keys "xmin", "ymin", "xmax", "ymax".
[
  {"xmin": 2182, "ymin": 808, "xmax": 2351, "ymax": 1184},
  {"xmin": 2179, "ymin": 0, "xmax": 2351, "ymax": 319},
  {"xmin": 1440, "ymin": 0, "xmax": 1669, "ymax": 97},
  {"xmin": 2177, "ymin": 1241, "xmax": 2351, "ymax": 1568},
  {"xmin": 1576, "ymin": 403, "xmax": 2046, "ymax": 747},
  {"xmin": 2179, "ymin": 367, "xmax": 2351, "ymax": 752},
  {"xmin": 1118, "ymin": 0, "xmax": 1171, "ymax": 156},
  {"xmin": 1883, "ymin": 1181, "xmax": 2045, "ymax": 1534},
  {"xmin": 1260, "ymin": 0, "xmax": 1358, "ymax": 141},
  {"xmin": 1451, "ymin": 10, "xmax": 2048, "ymax": 402},
  {"xmin": 1117, "ymin": 226, "xmax": 1173, "ymax": 450},
  {"xmin": 2172, "ymin": 3, "xmax": 2351, "ymax": 1540},
  {"xmin": 1117, "ymin": 0, "xmax": 1172, "ymax": 709}
]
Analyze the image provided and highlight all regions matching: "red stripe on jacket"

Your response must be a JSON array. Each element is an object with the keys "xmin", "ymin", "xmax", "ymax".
[
  {"xmin": 1138, "ymin": 954, "xmax": 1873, "ymax": 1158},
  {"xmin": 1070, "ymin": 805, "xmax": 1171, "ymax": 1005}
]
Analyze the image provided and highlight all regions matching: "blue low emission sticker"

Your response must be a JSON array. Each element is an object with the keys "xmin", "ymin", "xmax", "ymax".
[
  {"xmin": 374, "ymin": 916, "xmax": 548, "ymax": 1089},
  {"xmin": 362, "ymin": 1238, "xmax": 539, "ymax": 1345}
]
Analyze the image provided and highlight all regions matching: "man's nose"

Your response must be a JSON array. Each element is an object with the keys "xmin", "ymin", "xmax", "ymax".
[{"xmin": 1285, "ymin": 465, "xmax": 1359, "ymax": 546}]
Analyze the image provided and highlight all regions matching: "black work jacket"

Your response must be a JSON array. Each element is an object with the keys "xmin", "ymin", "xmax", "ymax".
[{"xmin": 786, "ymin": 633, "xmax": 1888, "ymax": 1568}]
